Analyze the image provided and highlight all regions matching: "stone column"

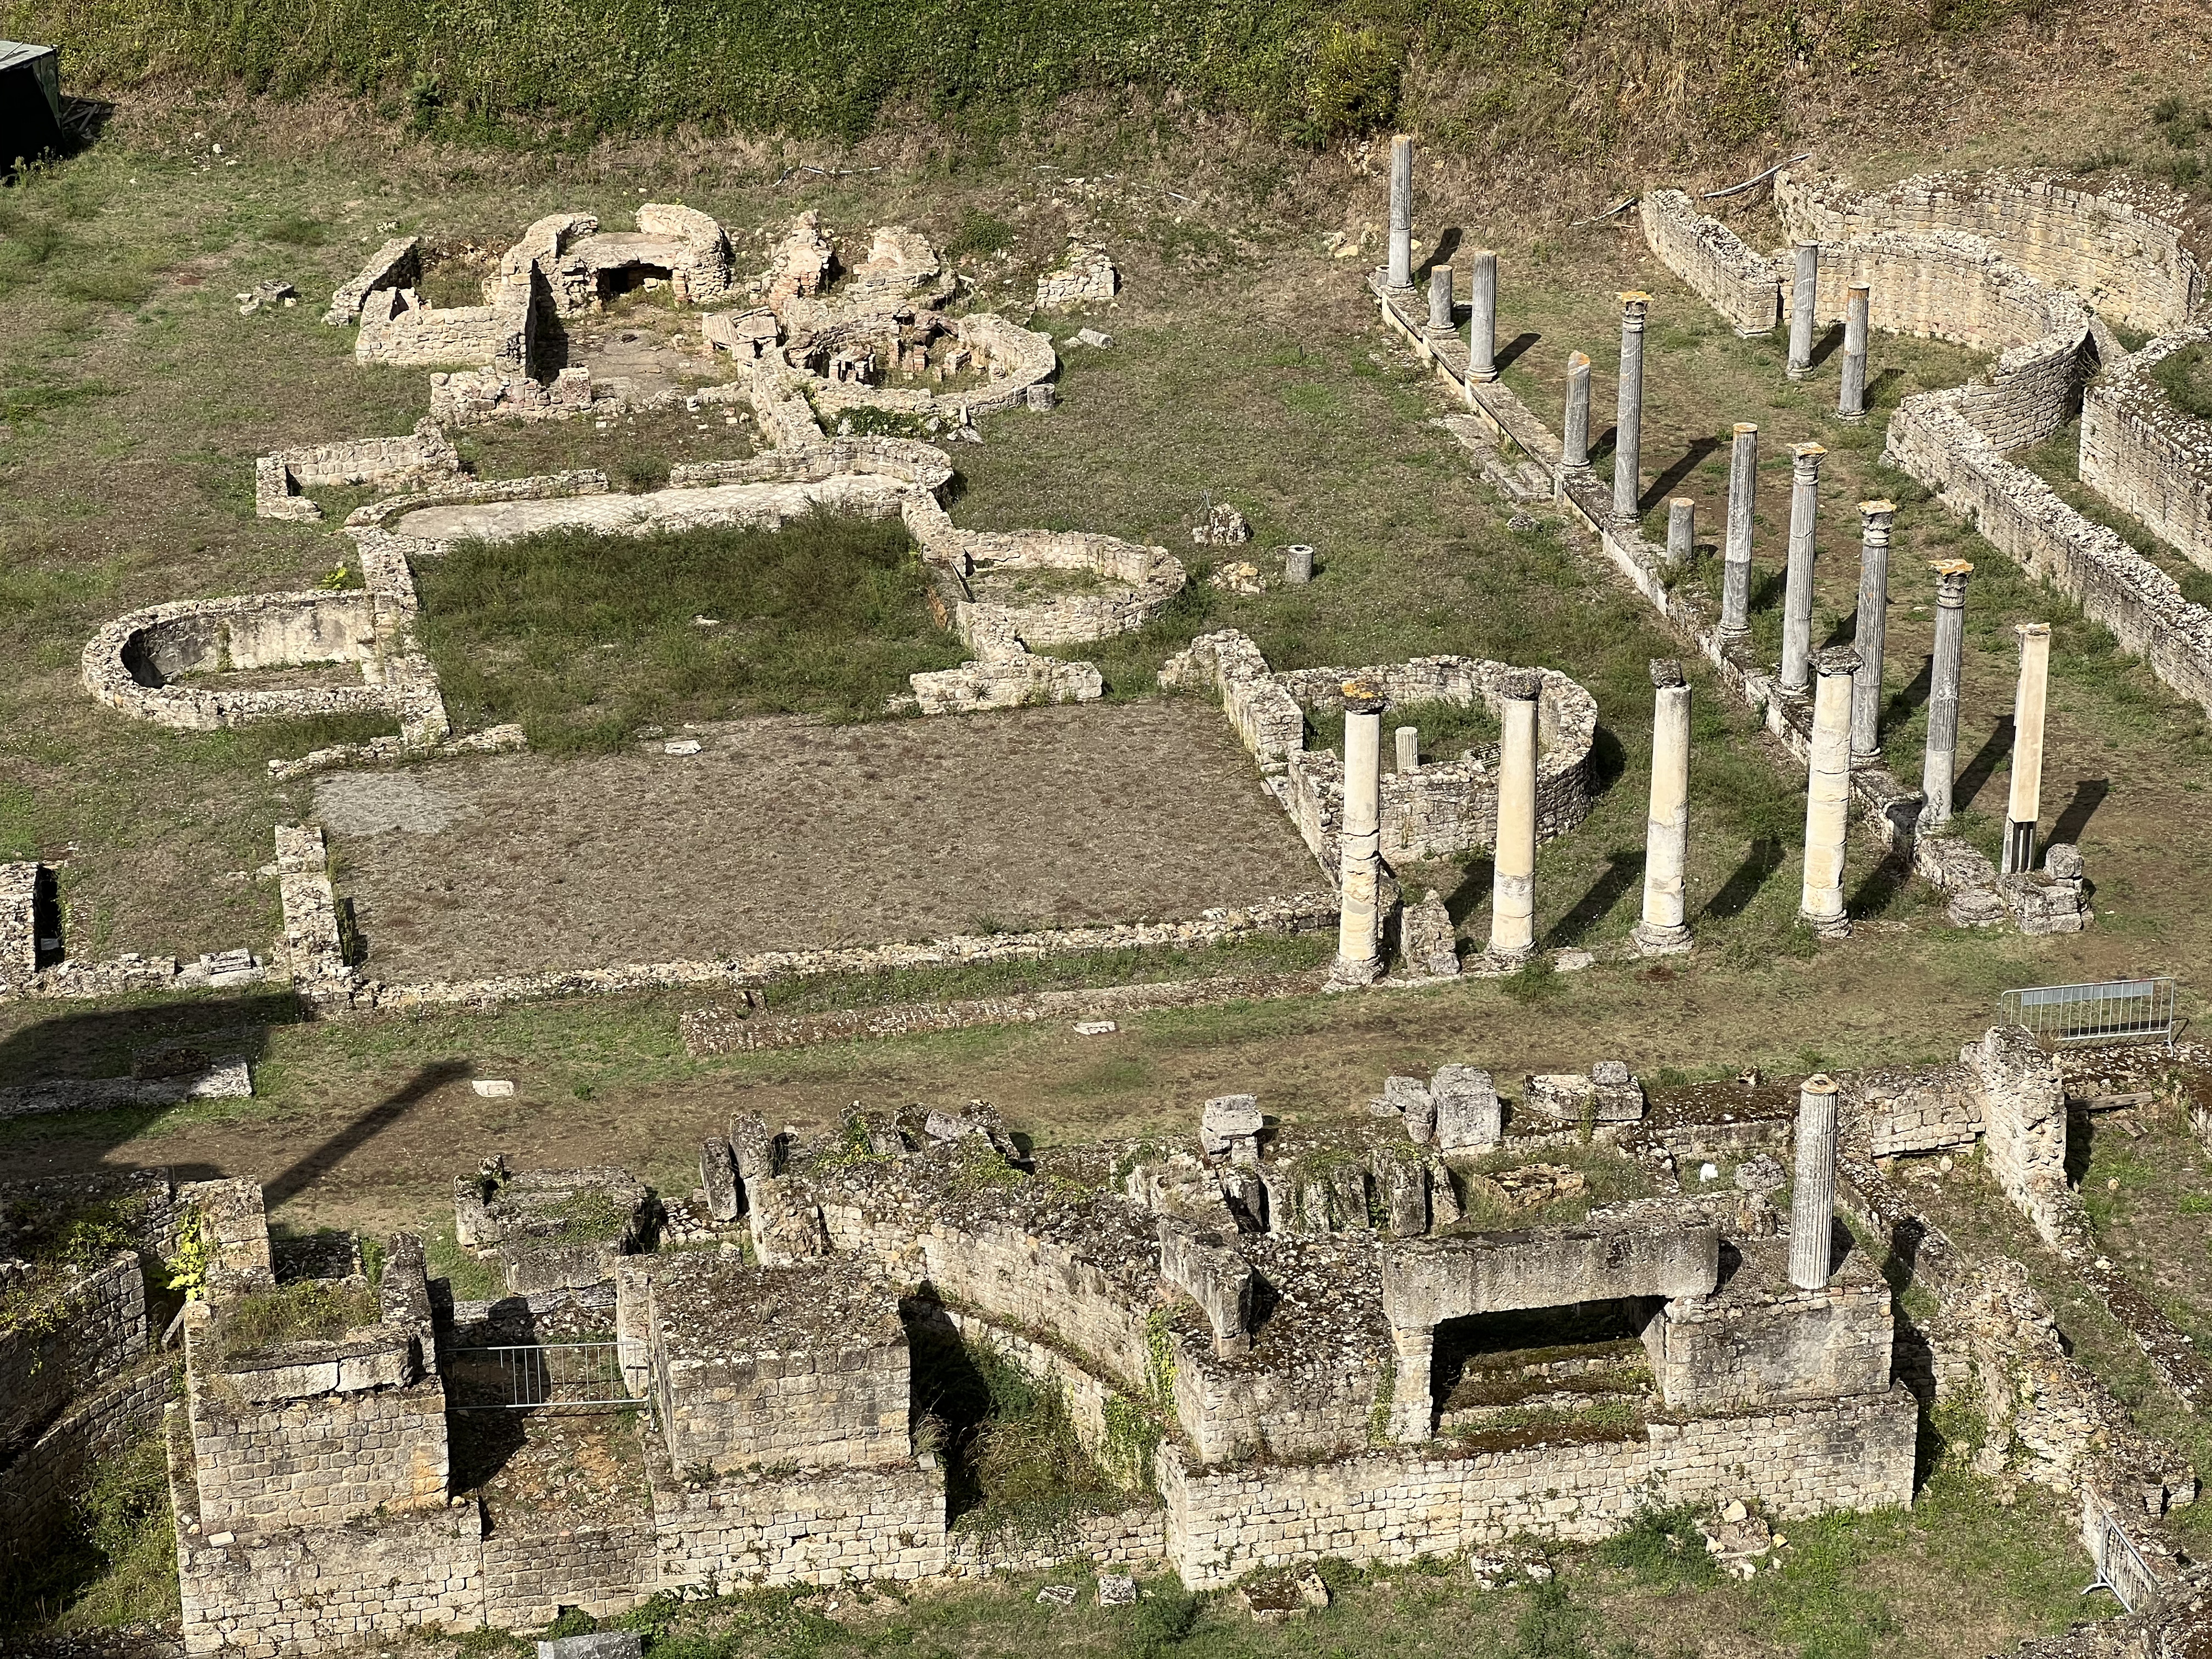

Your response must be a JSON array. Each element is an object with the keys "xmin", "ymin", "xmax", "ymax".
[
  {"xmin": 1632, "ymin": 660, "xmax": 1693, "ymax": 955},
  {"xmin": 1787, "ymin": 241, "xmax": 1819, "ymax": 381},
  {"xmin": 1395, "ymin": 726, "xmax": 1420, "ymax": 774},
  {"xmin": 1849, "ymin": 500, "xmax": 1895, "ymax": 766},
  {"xmin": 1467, "ymin": 250, "xmax": 1499, "ymax": 382},
  {"xmin": 1666, "ymin": 497, "xmax": 1694, "ymax": 567},
  {"xmin": 1788, "ymin": 1074, "xmax": 1840, "ymax": 1290},
  {"xmin": 1488, "ymin": 670, "xmax": 1540, "ymax": 964},
  {"xmin": 2004, "ymin": 623, "xmax": 2052, "ymax": 877},
  {"xmin": 1838, "ymin": 283, "xmax": 1871, "ymax": 420},
  {"xmin": 1386, "ymin": 135, "xmax": 1414, "ymax": 290},
  {"xmin": 1284, "ymin": 544, "xmax": 1315, "ymax": 585},
  {"xmin": 1921, "ymin": 560, "xmax": 1974, "ymax": 826},
  {"xmin": 1562, "ymin": 352, "xmax": 1593, "ymax": 472},
  {"xmin": 1612, "ymin": 293, "xmax": 1649, "ymax": 529},
  {"xmin": 1334, "ymin": 679, "xmax": 1387, "ymax": 984},
  {"xmin": 1427, "ymin": 263, "xmax": 1454, "ymax": 334},
  {"xmin": 1800, "ymin": 646, "xmax": 1858, "ymax": 939},
  {"xmin": 1720, "ymin": 422, "xmax": 1758, "ymax": 645},
  {"xmin": 1780, "ymin": 442, "xmax": 1825, "ymax": 695}
]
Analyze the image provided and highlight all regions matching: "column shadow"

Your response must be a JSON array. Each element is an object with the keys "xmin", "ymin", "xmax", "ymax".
[
  {"xmin": 1545, "ymin": 850, "xmax": 1644, "ymax": 947},
  {"xmin": 262, "ymin": 1059, "xmax": 475, "ymax": 1208},
  {"xmin": 1495, "ymin": 331, "xmax": 1541, "ymax": 372},
  {"xmin": 2049, "ymin": 779, "xmax": 2111, "ymax": 848},
  {"xmin": 1642, "ymin": 436, "xmax": 1722, "ymax": 510},
  {"xmin": 1443, "ymin": 856, "xmax": 1495, "ymax": 925},
  {"xmin": 1847, "ymin": 855, "xmax": 1913, "ymax": 917},
  {"xmin": 1415, "ymin": 228, "xmax": 1463, "ymax": 281},
  {"xmin": 1591, "ymin": 426, "xmax": 1616, "ymax": 462},
  {"xmin": 1883, "ymin": 658, "xmax": 1934, "ymax": 727},
  {"xmin": 1699, "ymin": 837, "xmax": 1785, "ymax": 921},
  {"xmin": 1750, "ymin": 568, "xmax": 1787, "ymax": 614},
  {"xmin": 1808, "ymin": 322, "xmax": 1846, "ymax": 371},
  {"xmin": 1952, "ymin": 716, "xmax": 2015, "ymax": 814}
]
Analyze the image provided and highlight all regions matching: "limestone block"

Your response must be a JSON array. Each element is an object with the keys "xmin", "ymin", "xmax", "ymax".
[
  {"xmin": 701, "ymin": 1136, "xmax": 740, "ymax": 1222},
  {"xmin": 1157, "ymin": 1217, "xmax": 1254, "ymax": 1358},
  {"xmin": 539, "ymin": 1636, "xmax": 643, "ymax": 1659},
  {"xmin": 1430, "ymin": 1066, "xmax": 1501, "ymax": 1153},
  {"xmin": 1035, "ymin": 242, "xmax": 1117, "ymax": 311},
  {"xmin": 1200, "ymin": 1095, "xmax": 1264, "ymax": 1160},
  {"xmin": 1383, "ymin": 1220, "xmax": 1721, "ymax": 1329},
  {"xmin": 1399, "ymin": 891, "xmax": 1460, "ymax": 981}
]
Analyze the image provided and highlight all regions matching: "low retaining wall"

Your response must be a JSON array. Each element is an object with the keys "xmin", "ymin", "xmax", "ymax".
[
  {"xmin": 2080, "ymin": 319, "xmax": 2212, "ymax": 573},
  {"xmin": 1887, "ymin": 388, "xmax": 2212, "ymax": 717},
  {"xmin": 356, "ymin": 274, "xmax": 534, "ymax": 372},
  {"xmin": 1159, "ymin": 1387, "xmax": 1918, "ymax": 1587},
  {"xmin": 1638, "ymin": 190, "xmax": 1778, "ymax": 335},
  {"xmin": 255, "ymin": 421, "xmax": 460, "ymax": 523}
]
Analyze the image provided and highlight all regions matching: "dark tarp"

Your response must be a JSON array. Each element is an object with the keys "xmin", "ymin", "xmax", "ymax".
[{"xmin": 0, "ymin": 43, "xmax": 64, "ymax": 166}]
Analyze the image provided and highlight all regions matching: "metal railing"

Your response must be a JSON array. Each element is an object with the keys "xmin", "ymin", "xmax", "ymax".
[
  {"xmin": 2002, "ymin": 978, "xmax": 2177, "ymax": 1050},
  {"xmin": 2084, "ymin": 1496, "xmax": 2163, "ymax": 1614},
  {"xmin": 445, "ymin": 1340, "xmax": 639, "ymax": 1410}
]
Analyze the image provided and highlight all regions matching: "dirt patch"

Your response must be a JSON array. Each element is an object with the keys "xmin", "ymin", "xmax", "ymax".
[{"xmin": 322, "ymin": 698, "xmax": 1316, "ymax": 980}]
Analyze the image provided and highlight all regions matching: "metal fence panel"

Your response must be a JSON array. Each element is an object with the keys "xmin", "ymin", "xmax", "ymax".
[
  {"xmin": 2002, "ymin": 978, "xmax": 2176, "ymax": 1048},
  {"xmin": 2086, "ymin": 1497, "xmax": 2163, "ymax": 1614},
  {"xmin": 445, "ymin": 1340, "xmax": 639, "ymax": 1410}
]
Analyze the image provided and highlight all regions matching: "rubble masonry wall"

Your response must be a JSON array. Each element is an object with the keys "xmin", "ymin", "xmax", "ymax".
[
  {"xmin": 1637, "ymin": 189, "xmax": 1780, "ymax": 335},
  {"xmin": 2080, "ymin": 318, "xmax": 2212, "ymax": 573}
]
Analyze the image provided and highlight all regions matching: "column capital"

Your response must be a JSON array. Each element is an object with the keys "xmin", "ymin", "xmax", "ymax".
[
  {"xmin": 1496, "ymin": 667, "xmax": 1541, "ymax": 702},
  {"xmin": 1846, "ymin": 281, "xmax": 1871, "ymax": 299},
  {"xmin": 1568, "ymin": 349, "xmax": 1592, "ymax": 372},
  {"xmin": 1814, "ymin": 645, "xmax": 1860, "ymax": 678},
  {"xmin": 1792, "ymin": 441, "xmax": 1827, "ymax": 471},
  {"xmin": 1618, "ymin": 290, "xmax": 1651, "ymax": 321},
  {"xmin": 1859, "ymin": 499, "xmax": 1896, "ymax": 538},
  {"xmin": 1932, "ymin": 559, "xmax": 1974, "ymax": 606},
  {"xmin": 1648, "ymin": 658, "xmax": 1686, "ymax": 690},
  {"xmin": 1340, "ymin": 675, "xmax": 1388, "ymax": 714}
]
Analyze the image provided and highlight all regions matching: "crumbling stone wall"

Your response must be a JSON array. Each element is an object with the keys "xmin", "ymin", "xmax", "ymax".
[
  {"xmin": 481, "ymin": 1512, "xmax": 657, "ymax": 1628},
  {"xmin": 1645, "ymin": 1242, "xmax": 1893, "ymax": 1412},
  {"xmin": 2081, "ymin": 319, "xmax": 2212, "ymax": 572},
  {"xmin": 1886, "ymin": 388, "xmax": 2212, "ymax": 718},
  {"xmin": 255, "ymin": 420, "xmax": 458, "ymax": 523},
  {"xmin": 0, "ymin": 1249, "xmax": 148, "ymax": 1460},
  {"xmin": 1778, "ymin": 168, "xmax": 2204, "ymax": 336},
  {"xmin": 0, "ymin": 1353, "xmax": 174, "ymax": 1573},
  {"xmin": 356, "ymin": 274, "xmax": 535, "ymax": 372},
  {"xmin": 1638, "ymin": 190, "xmax": 1779, "ymax": 335},
  {"xmin": 1845, "ymin": 1061, "xmax": 1982, "ymax": 1157},
  {"xmin": 324, "ymin": 236, "xmax": 420, "ymax": 327},
  {"xmin": 1159, "ymin": 1387, "xmax": 1917, "ymax": 1587}
]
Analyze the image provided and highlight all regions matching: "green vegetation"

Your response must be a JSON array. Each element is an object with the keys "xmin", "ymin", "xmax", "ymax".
[
  {"xmin": 2151, "ymin": 341, "xmax": 2212, "ymax": 421},
  {"xmin": 414, "ymin": 513, "xmax": 967, "ymax": 751},
  {"xmin": 0, "ymin": 1431, "xmax": 180, "ymax": 1633},
  {"xmin": 213, "ymin": 1277, "xmax": 379, "ymax": 1357}
]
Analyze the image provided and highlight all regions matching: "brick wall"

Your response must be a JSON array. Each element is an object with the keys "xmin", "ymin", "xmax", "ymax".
[{"xmin": 0, "ymin": 1250, "xmax": 148, "ymax": 1457}]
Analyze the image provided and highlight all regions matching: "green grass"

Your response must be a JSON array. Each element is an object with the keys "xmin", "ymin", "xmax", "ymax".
[
  {"xmin": 414, "ymin": 513, "xmax": 968, "ymax": 751},
  {"xmin": 213, "ymin": 1276, "xmax": 379, "ymax": 1356},
  {"xmin": 0, "ymin": 1431, "xmax": 180, "ymax": 1634},
  {"xmin": 2150, "ymin": 341, "xmax": 2212, "ymax": 421}
]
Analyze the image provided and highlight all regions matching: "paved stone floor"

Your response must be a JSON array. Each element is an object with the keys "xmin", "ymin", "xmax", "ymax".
[{"xmin": 320, "ymin": 697, "xmax": 1318, "ymax": 980}]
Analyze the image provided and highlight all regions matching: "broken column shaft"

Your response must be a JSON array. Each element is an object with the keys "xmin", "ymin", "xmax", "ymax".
[
  {"xmin": 1789, "ymin": 1074, "xmax": 1840, "ymax": 1290},
  {"xmin": 1387, "ymin": 135, "xmax": 1414, "ymax": 290},
  {"xmin": 1787, "ymin": 242, "xmax": 1820, "ymax": 380},
  {"xmin": 1666, "ymin": 497, "xmax": 1694, "ymax": 567},
  {"xmin": 1720, "ymin": 422, "xmax": 1758, "ymax": 646},
  {"xmin": 1632, "ymin": 659, "xmax": 1693, "ymax": 956},
  {"xmin": 1562, "ymin": 352, "xmax": 1593, "ymax": 473},
  {"xmin": 1613, "ymin": 293, "xmax": 1650, "ymax": 529},
  {"xmin": 1396, "ymin": 726, "xmax": 1420, "ymax": 774},
  {"xmin": 1334, "ymin": 679, "xmax": 1387, "ymax": 984},
  {"xmin": 1921, "ymin": 560, "xmax": 1974, "ymax": 826},
  {"xmin": 2004, "ymin": 622, "xmax": 2052, "ymax": 876},
  {"xmin": 1489, "ymin": 670, "xmax": 1540, "ymax": 964},
  {"xmin": 1839, "ymin": 283, "xmax": 1871, "ymax": 420},
  {"xmin": 1780, "ymin": 442, "xmax": 1826, "ymax": 695},
  {"xmin": 1800, "ymin": 646, "xmax": 1858, "ymax": 939},
  {"xmin": 1427, "ymin": 263, "xmax": 1454, "ymax": 334},
  {"xmin": 1849, "ymin": 500, "xmax": 1895, "ymax": 766},
  {"xmin": 1467, "ymin": 250, "xmax": 1499, "ymax": 382}
]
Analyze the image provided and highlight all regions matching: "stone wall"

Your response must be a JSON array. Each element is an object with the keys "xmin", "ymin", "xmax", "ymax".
[
  {"xmin": 1158, "ymin": 1386, "xmax": 1918, "ymax": 1587},
  {"xmin": 481, "ymin": 1511, "xmax": 657, "ymax": 1627},
  {"xmin": 1846, "ymin": 1061, "xmax": 1982, "ymax": 1157},
  {"xmin": 255, "ymin": 420, "xmax": 459, "ymax": 523},
  {"xmin": 1777, "ymin": 167, "xmax": 2205, "ymax": 336},
  {"xmin": 0, "ymin": 1249, "xmax": 149, "ymax": 1458},
  {"xmin": 0, "ymin": 1352, "xmax": 174, "ymax": 1572},
  {"xmin": 356, "ymin": 274, "xmax": 535, "ymax": 372},
  {"xmin": 646, "ymin": 1444, "xmax": 947, "ymax": 1588},
  {"xmin": 324, "ymin": 236, "xmax": 420, "ymax": 327},
  {"xmin": 1638, "ymin": 189, "xmax": 1779, "ymax": 335},
  {"xmin": 1886, "ymin": 387, "xmax": 2212, "ymax": 718},
  {"xmin": 2080, "ymin": 319, "xmax": 2212, "ymax": 573},
  {"xmin": 1645, "ymin": 1244, "xmax": 1893, "ymax": 1413},
  {"xmin": 0, "ymin": 860, "xmax": 35, "ymax": 992},
  {"xmin": 920, "ymin": 1303, "xmax": 1154, "ymax": 1489}
]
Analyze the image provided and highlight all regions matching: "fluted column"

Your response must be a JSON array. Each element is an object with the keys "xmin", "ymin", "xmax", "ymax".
[
  {"xmin": 1787, "ymin": 242, "xmax": 1819, "ymax": 380},
  {"xmin": 1849, "ymin": 500, "xmax": 1895, "ymax": 766},
  {"xmin": 1468, "ymin": 251, "xmax": 1498, "ymax": 382},
  {"xmin": 1839, "ymin": 283, "xmax": 1871, "ymax": 420},
  {"xmin": 1396, "ymin": 726, "xmax": 1420, "ymax": 774},
  {"xmin": 1800, "ymin": 646, "xmax": 1857, "ymax": 939},
  {"xmin": 1612, "ymin": 293, "xmax": 1649, "ymax": 529},
  {"xmin": 2004, "ymin": 623, "xmax": 2052, "ymax": 877},
  {"xmin": 1427, "ymin": 263, "xmax": 1454, "ymax": 334},
  {"xmin": 1666, "ymin": 498, "xmax": 1694, "ymax": 567},
  {"xmin": 1780, "ymin": 442, "xmax": 1825, "ymax": 695},
  {"xmin": 1386, "ymin": 135, "xmax": 1413, "ymax": 290},
  {"xmin": 1921, "ymin": 560, "xmax": 1974, "ymax": 826},
  {"xmin": 1334, "ymin": 680, "xmax": 1387, "ymax": 984},
  {"xmin": 1632, "ymin": 659, "xmax": 1693, "ymax": 955},
  {"xmin": 1789, "ymin": 1074, "xmax": 1840, "ymax": 1290},
  {"xmin": 1488, "ymin": 670, "xmax": 1540, "ymax": 964},
  {"xmin": 1562, "ymin": 352, "xmax": 1593, "ymax": 472},
  {"xmin": 1720, "ymin": 422, "xmax": 1757, "ymax": 646}
]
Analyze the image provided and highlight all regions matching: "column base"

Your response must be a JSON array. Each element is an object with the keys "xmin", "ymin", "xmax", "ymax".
[
  {"xmin": 1480, "ymin": 943, "xmax": 1535, "ymax": 972},
  {"xmin": 1608, "ymin": 512, "xmax": 1640, "ymax": 531},
  {"xmin": 1469, "ymin": 369, "xmax": 1499, "ymax": 384},
  {"xmin": 1836, "ymin": 409, "xmax": 1867, "ymax": 423},
  {"xmin": 1849, "ymin": 745, "xmax": 1882, "ymax": 769},
  {"xmin": 1802, "ymin": 910, "xmax": 1853, "ymax": 941},
  {"xmin": 1327, "ymin": 956, "xmax": 1384, "ymax": 990},
  {"xmin": 1631, "ymin": 921, "xmax": 1694, "ymax": 956},
  {"xmin": 1786, "ymin": 364, "xmax": 1809, "ymax": 382}
]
